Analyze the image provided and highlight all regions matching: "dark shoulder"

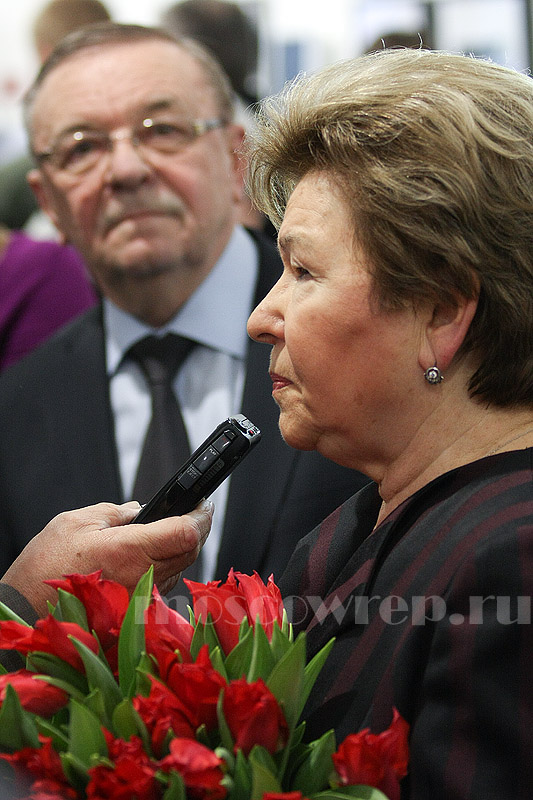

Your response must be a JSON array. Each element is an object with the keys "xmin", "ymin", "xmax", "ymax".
[{"xmin": 0, "ymin": 305, "xmax": 102, "ymax": 389}]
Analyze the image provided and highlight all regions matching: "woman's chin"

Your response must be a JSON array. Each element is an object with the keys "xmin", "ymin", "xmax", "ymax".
[{"xmin": 278, "ymin": 416, "xmax": 318, "ymax": 452}]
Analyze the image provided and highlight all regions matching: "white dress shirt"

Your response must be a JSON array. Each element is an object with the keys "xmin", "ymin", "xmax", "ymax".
[{"xmin": 104, "ymin": 226, "xmax": 259, "ymax": 581}]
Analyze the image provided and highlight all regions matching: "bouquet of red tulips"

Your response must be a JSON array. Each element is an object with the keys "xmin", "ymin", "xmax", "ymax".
[{"xmin": 0, "ymin": 568, "xmax": 409, "ymax": 800}]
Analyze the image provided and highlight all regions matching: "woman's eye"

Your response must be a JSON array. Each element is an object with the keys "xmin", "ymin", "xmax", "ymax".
[{"xmin": 294, "ymin": 266, "xmax": 311, "ymax": 278}]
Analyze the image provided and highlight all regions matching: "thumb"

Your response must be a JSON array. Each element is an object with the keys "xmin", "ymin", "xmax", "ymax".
[{"xmin": 96, "ymin": 501, "xmax": 142, "ymax": 529}]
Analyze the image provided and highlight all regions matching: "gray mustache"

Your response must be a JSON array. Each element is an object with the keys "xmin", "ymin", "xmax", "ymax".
[{"xmin": 103, "ymin": 199, "xmax": 185, "ymax": 231}]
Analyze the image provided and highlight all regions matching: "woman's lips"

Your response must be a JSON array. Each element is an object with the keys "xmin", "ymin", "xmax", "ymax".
[{"xmin": 270, "ymin": 372, "xmax": 292, "ymax": 392}]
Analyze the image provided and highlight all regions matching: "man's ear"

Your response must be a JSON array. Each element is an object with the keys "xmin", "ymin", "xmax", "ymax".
[
  {"xmin": 419, "ymin": 291, "xmax": 479, "ymax": 374},
  {"xmin": 226, "ymin": 123, "xmax": 247, "ymax": 203},
  {"xmin": 27, "ymin": 168, "xmax": 67, "ymax": 243}
]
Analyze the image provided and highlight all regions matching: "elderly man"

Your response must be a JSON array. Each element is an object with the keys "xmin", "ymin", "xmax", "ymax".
[{"xmin": 0, "ymin": 23, "xmax": 365, "ymax": 593}]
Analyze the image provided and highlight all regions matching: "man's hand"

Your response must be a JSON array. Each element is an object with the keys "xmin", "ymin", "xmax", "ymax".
[{"xmin": 1, "ymin": 500, "xmax": 213, "ymax": 616}]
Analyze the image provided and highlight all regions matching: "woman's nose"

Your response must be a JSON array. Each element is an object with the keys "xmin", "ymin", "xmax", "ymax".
[{"xmin": 247, "ymin": 282, "xmax": 284, "ymax": 344}]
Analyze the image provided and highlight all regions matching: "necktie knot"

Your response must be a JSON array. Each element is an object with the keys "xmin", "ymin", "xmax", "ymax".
[{"xmin": 128, "ymin": 334, "xmax": 196, "ymax": 386}]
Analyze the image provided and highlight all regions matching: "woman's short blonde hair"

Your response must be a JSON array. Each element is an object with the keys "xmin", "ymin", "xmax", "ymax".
[{"xmin": 245, "ymin": 49, "xmax": 533, "ymax": 408}]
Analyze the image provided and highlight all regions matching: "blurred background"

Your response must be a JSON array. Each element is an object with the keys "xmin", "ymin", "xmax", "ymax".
[{"xmin": 1, "ymin": 0, "xmax": 532, "ymax": 165}]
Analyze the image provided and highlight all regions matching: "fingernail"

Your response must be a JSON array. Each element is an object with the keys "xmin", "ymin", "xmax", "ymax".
[{"xmin": 199, "ymin": 499, "xmax": 215, "ymax": 515}]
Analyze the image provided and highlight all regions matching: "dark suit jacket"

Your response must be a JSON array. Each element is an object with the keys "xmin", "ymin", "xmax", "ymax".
[
  {"xmin": 0, "ymin": 230, "xmax": 367, "ymax": 582},
  {"xmin": 279, "ymin": 448, "xmax": 533, "ymax": 800}
]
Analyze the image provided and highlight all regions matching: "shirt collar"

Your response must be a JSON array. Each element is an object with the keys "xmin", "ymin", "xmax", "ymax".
[{"xmin": 104, "ymin": 226, "xmax": 258, "ymax": 375}]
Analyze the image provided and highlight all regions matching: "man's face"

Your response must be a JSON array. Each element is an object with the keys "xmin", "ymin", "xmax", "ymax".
[{"xmin": 29, "ymin": 39, "xmax": 244, "ymax": 306}]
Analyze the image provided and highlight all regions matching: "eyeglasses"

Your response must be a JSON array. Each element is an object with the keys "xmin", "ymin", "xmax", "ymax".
[{"xmin": 33, "ymin": 117, "xmax": 226, "ymax": 176}]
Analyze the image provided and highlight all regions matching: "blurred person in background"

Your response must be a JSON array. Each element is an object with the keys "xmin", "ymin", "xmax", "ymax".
[
  {"xmin": 161, "ymin": 0, "xmax": 259, "ymax": 108},
  {"xmin": 0, "ymin": 0, "xmax": 112, "ymax": 234},
  {"xmin": 0, "ymin": 223, "xmax": 97, "ymax": 372},
  {"xmin": 0, "ymin": 24, "xmax": 365, "ymax": 601},
  {"xmin": 161, "ymin": 0, "xmax": 273, "ymax": 234}
]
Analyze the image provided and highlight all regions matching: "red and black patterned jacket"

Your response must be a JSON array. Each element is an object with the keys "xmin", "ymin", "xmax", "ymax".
[{"xmin": 279, "ymin": 448, "xmax": 533, "ymax": 800}]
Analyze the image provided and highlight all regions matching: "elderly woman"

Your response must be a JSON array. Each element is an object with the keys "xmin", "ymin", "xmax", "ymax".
[{"xmin": 246, "ymin": 49, "xmax": 533, "ymax": 799}]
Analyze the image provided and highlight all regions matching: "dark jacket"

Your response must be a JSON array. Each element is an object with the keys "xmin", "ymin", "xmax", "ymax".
[{"xmin": 279, "ymin": 448, "xmax": 533, "ymax": 800}]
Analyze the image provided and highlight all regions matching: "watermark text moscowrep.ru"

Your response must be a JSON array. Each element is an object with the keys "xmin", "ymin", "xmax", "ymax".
[{"xmin": 139, "ymin": 592, "xmax": 532, "ymax": 627}]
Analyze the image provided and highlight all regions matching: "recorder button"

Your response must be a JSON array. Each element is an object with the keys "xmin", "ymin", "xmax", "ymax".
[
  {"xmin": 213, "ymin": 433, "xmax": 233, "ymax": 452},
  {"xmin": 178, "ymin": 464, "xmax": 202, "ymax": 489},
  {"xmin": 193, "ymin": 446, "xmax": 219, "ymax": 473}
]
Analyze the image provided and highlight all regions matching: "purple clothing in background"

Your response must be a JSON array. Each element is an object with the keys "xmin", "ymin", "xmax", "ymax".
[{"xmin": 0, "ymin": 230, "xmax": 98, "ymax": 371}]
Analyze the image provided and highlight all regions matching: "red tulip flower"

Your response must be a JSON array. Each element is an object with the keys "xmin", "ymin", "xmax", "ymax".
[
  {"xmin": 233, "ymin": 571, "xmax": 284, "ymax": 639},
  {"xmin": 222, "ymin": 677, "xmax": 289, "ymax": 756},
  {"xmin": 0, "ymin": 736, "xmax": 76, "ymax": 799},
  {"xmin": 87, "ymin": 732, "xmax": 157, "ymax": 800},
  {"xmin": 46, "ymin": 571, "xmax": 129, "ymax": 652},
  {"xmin": 0, "ymin": 615, "xmax": 99, "ymax": 672},
  {"xmin": 164, "ymin": 645, "xmax": 226, "ymax": 731},
  {"xmin": 332, "ymin": 708, "xmax": 410, "ymax": 800},
  {"xmin": 133, "ymin": 676, "xmax": 197, "ymax": 756},
  {"xmin": 159, "ymin": 737, "xmax": 227, "ymax": 800},
  {"xmin": 186, "ymin": 569, "xmax": 284, "ymax": 654},
  {"xmin": 186, "ymin": 570, "xmax": 248, "ymax": 653},
  {"xmin": 0, "ymin": 670, "xmax": 68, "ymax": 716},
  {"xmin": 144, "ymin": 586, "xmax": 195, "ymax": 674}
]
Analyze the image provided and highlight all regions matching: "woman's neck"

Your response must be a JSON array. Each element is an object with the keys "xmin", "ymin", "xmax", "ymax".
[{"xmin": 374, "ymin": 406, "xmax": 533, "ymax": 528}]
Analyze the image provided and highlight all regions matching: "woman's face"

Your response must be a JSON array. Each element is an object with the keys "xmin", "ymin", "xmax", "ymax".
[{"xmin": 247, "ymin": 171, "xmax": 428, "ymax": 474}]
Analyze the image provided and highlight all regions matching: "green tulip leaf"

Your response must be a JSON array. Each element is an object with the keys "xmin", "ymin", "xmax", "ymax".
[
  {"xmin": 70, "ymin": 636, "xmax": 123, "ymax": 723},
  {"xmin": 216, "ymin": 687, "xmax": 235, "ymax": 752},
  {"xmin": 35, "ymin": 717, "xmax": 69, "ymax": 750},
  {"xmin": 224, "ymin": 625, "xmax": 254, "ymax": 680},
  {"xmin": 266, "ymin": 632, "xmax": 307, "ymax": 728},
  {"xmin": 60, "ymin": 750, "xmax": 92, "ymax": 792},
  {"xmin": 31, "ymin": 673, "xmax": 85, "ymax": 703},
  {"xmin": 118, "ymin": 567, "xmax": 153, "ymax": 697},
  {"xmin": 112, "ymin": 697, "xmax": 152, "ymax": 754},
  {"xmin": 247, "ymin": 619, "xmax": 276, "ymax": 682},
  {"xmin": 160, "ymin": 769, "xmax": 186, "ymax": 800},
  {"xmin": 214, "ymin": 746, "xmax": 235, "ymax": 772},
  {"xmin": 248, "ymin": 745, "xmax": 282, "ymax": 799},
  {"xmin": 84, "ymin": 687, "xmax": 108, "ymax": 724},
  {"xmin": 191, "ymin": 616, "xmax": 223, "ymax": 660},
  {"xmin": 27, "ymin": 651, "xmax": 89, "ymax": 694},
  {"xmin": 290, "ymin": 728, "xmax": 336, "ymax": 794},
  {"xmin": 227, "ymin": 748, "xmax": 252, "ymax": 800},
  {"xmin": 311, "ymin": 788, "xmax": 389, "ymax": 800},
  {"xmin": 134, "ymin": 651, "xmax": 158, "ymax": 696},
  {"xmin": 269, "ymin": 623, "xmax": 293, "ymax": 662},
  {"xmin": 0, "ymin": 684, "xmax": 39, "ymax": 750},
  {"xmin": 67, "ymin": 698, "xmax": 108, "ymax": 769},
  {"xmin": 54, "ymin": 589, "xmax": 89, "ymax": 629},
  {"xmin": 301, "ymin": 637, "xmax": 335, "ymax": 716},
  {"xmin": 281, "ymin": 608, "xmax": 292, "ymax": 639},
  {"xmin": 208, "ymin": 646, "xmax": 228, "ymax": 682},
  {"xmin": 0, "ymin": 601, "xmax": 32, "ymax": 626}
]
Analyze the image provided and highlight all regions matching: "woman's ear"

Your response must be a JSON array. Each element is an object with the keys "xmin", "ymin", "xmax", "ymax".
[{"xmin": 419, "ymin": 291, "xmax": 479, "ymax": 374}]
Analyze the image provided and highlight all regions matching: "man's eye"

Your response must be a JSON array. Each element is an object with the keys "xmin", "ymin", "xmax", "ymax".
[
  {"xmin": 60, "ymin": 137, "xmax": 101, "ymax": 167},
  {"xmin": 151, "ymin": 122, "xmax": 177, "ymax": 134},
  {"xmin": 294, "ymin": 266, "xmax": 311, "ymax": 278},
  {"xmin": 148, "ymin": 122, "xmax": 188, "ymax": 139}
]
